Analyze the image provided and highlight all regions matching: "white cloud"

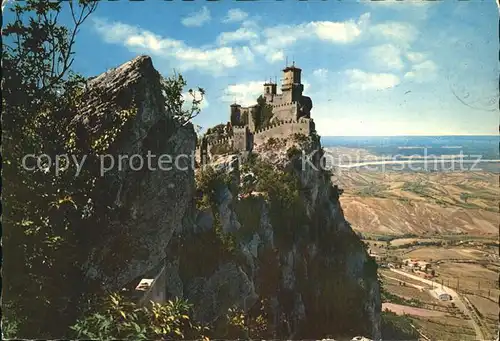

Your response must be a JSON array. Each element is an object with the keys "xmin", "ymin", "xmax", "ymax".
[
  {"xmin": 217, "ymin": 27, "xmax": 259, "ymax": 45},
  {"xmin": 268, "ymin": 50, "xmax": 284, "ymax": 63},
  {"xmin": 92, "ymin": 18, "xmax": 245, "ymax": 73},
  {"xmin": 367, "ymin": 1, "xmax": 434, "ymax": 21},
  {"xmin": 313, "ymin": 69, "xmax": 329, "ymax": 79},
  {"xmin": 303, "ymin": 81, "xmax": 311, "ymax": 92},
  {"xmin": 369, "ymin": 44, "xmax": 405, "ymax": 71},
  {"xmin": 406, "ymin": 51, "xmax": 427, "ymax": 63},
  {"xmin": 182, "ymin": 91, "xmax": 209, "ymax": 110},
  {"xmin": 222, "ymin": 9, "xmax": 248, "ymax": 23},
  {"xmin": 181, "ymin": 6, "xmax": 211, "ymax": 27},
  {"xmin": 370, "ymin": 22, "xmax": 418, "ymax": 47},
  {"xmin": 216, "ymin": 13, "xmax": 370, "ymax": 65},
  {"xmin": 262, "ymin": 13, "xmax": 369, "ymax": 48},
  {"xmin": 223, "ymin": 81, "xmax": 264, "ymax": 106},
  {"xmin": 345, "ymin": 69, "xmax": 400, "ymax": 91},
  {"xmin": 404, "ymin": 60, "xmax": 438, "ymax": 83}
]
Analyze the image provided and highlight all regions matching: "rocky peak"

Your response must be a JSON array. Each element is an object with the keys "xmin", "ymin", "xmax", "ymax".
[{"xmin": 78, "ymin": 56, "xmax": 381, "ymax": 340}]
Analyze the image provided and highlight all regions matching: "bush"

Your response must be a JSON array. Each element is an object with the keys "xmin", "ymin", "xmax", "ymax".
[
  {"xmin": 71, "ymin": 294, "xmax": 208, "ymax": 340},
  {"xmin": 212, "ymin": 300, "xmax": 270, "ymax": 340},
  {"xmin": 286, "ymin": 145, "xmax": 302, "ymax": 159},
  {"xmin": 292, "ymin": 133, "xmax": 309, "ymax": 144},
  {"xmin": 381, "ymin": 311, "xmax": 419, "ymax": 340},
  {"xmin": 210, "ymin": 142, "xmax": 233, "ymax": 155},
  {"xmin": 195, "ymin": 166, "xmax": 232, "ymax": 209},
  {"xmin": 242, "ymin": 158, "xmax": 306, "ymax": 248}
]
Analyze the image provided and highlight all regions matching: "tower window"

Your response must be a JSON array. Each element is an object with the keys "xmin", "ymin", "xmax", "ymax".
[{"xmin": 266, "ymin": 87, "xmax": 270, "ymax": 94}]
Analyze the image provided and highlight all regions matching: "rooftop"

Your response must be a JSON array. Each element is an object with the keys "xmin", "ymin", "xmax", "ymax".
[{"xmin": 283, "ymin": 65, "xmax": 302, "ymax": 72}]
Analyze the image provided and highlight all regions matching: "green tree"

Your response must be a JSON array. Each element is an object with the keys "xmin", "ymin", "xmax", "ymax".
[
  {"xmin": 460, "ymin": 192, "xmax": 470, "ymax": 203},
  {"xmin": 161, "ymin": 72, "xmax": 205, "ymax": 126},
  {"xmin": 2, "ymin": 1, "xmax": 205, "ymax": 338},
  {"xmin": 252, "ymin": 95, "xmax": 273, "ymax": 130},
  {"xmin": 2, "ymin": 1, "xmax": 99, "ymax": 337},
  {"xmin": 71, "ymin": 293, "xmax": 208, "ymax": 340}
]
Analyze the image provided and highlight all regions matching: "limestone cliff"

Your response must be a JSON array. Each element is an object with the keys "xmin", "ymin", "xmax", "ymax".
[
  {"xmin": 78, "ymin": 56, "xmax": 381, "ymax": 340},
  {"xmin": 182, "ymin": 137, "xmax": 381, "ymax": 339}
]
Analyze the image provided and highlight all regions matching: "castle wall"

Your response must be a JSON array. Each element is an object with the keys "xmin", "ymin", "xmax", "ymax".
[
  {"xmin": 233, "ymin": 126, "xmax": 249, "ymax": 151},
  {"xmin": 266, "ymin": 93, "xmax": 285, "ymax": 106},
  {"xmin": 271, "ymin": 102, "xmax": 299, "ymax": 122},
  {"xmin": 253, "ymin": 118, "xmax": 312, "ymax": 145}
]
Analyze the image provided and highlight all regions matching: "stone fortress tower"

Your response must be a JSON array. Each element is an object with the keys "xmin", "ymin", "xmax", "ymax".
[{"xmin": 198, "ymin": 62, "xmax": 316, "ymax": 163}]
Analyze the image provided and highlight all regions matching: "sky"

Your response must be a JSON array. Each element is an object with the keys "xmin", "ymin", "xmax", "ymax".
[{"xmin": 5, "ymin": 0, "xmax": 499, "ymax": 136}]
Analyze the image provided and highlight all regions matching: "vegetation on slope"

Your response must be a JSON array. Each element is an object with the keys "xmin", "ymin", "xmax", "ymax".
[{"xmin": 2, "ymin": 1, "xmax": 204, "ymax": 338}]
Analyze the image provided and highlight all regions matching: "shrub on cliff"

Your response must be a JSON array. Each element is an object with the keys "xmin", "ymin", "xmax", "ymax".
[
  {"xmin": 241, "ymin": 156, "xmax": 306, "ymax": 248},
  {"xmin": 71, "ymin": 294, "xmax": 208, "ymax": 340},
  {"xmin": 195, "ymin": 166, "xmax": 233, "ymax": 209}
]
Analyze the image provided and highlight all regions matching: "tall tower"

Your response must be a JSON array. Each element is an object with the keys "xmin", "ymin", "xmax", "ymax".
[
  {"xmin": 230, "ymin": 103, "xmax": 242, "ymax": 125},
  {"xmin": 281, "ymin": 64, "xmax": 304, "ymax": 103},
  {"xmin": 263, "ymin": 80, "xmax": 277, "ymax": 103}
]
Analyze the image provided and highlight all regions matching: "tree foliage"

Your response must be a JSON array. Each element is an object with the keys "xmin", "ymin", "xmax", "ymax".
[
  {"xmin": 161, "ymin": 72, "xmax": 205, "ymax": 126},
  {"xmin": 2, "ymin": 1, "xmax": 100, "ymax": 337},
  {"xmin": 2, "ymin": 1, "xmax": 204, "ymax": 338},
  {"xmin": 71, "ymin": 293, "xmax": 209, "ymax": 340},
  {"xmin": 252, "ymin": 95, "xmax": 274, "ymax": 130}
]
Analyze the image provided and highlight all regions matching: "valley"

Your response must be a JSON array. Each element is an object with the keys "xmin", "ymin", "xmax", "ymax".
[{"xmin": 327, "ymin": 146, "xmax": 499, "ymax": 340}]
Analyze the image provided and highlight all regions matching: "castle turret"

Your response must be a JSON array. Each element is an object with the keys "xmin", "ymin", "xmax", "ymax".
[
  {"xmin": 281, "ymin": 64, "xmax": 304, "ymax": 103},
  {"xmin": 263, "ymin": 81, "xmax": 277, "ymax": 104},
  {"xmin": 230, "ymin": 103, "xmax": 242, "ymax": 125}
]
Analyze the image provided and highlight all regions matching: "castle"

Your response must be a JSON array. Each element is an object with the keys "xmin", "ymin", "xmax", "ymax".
[{"xmin": 197, "ymin": 63, "xmax": 315, "ymax": 164}]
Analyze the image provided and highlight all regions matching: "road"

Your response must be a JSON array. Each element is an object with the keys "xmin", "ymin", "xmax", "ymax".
[{"xmin": 389, "ymin": 268, "xmax": 485, "ymax": 341}]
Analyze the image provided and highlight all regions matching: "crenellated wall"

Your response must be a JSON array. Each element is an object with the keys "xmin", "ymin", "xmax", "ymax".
[
  {"xmin": 271, "ymin": 101, "xmax": 299, "ymax": 122},
  {"xmin": 232, "ymin": 125, "xmax": 249, "ymax": 151},
  {"xmin": 253, "ymin": 118, "xmax": 313, "ymax": 145}
]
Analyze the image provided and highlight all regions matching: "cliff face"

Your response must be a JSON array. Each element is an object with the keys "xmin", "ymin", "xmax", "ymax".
[
  {"xmin": 80, "ymin": 56, "xmax": 381, "ymax": 340},
  {"xmin": 75, "ymin": 56, "xmax": 197, "ymax": 290},
  {"xmin": 183, "ymin": 139, "xmax": 381, "ymax": 339}
]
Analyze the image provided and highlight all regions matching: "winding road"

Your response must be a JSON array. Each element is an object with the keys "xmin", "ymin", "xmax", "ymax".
[{"xmin": 389, "ymin": 268, "xmax": 485, "ymax": 341}]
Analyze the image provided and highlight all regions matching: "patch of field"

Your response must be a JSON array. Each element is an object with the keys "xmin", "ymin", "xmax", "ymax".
[
  {"xmin": 382, "ymin": 303, "xmax": 446, "ymax": 317},
  {"xmin": 405, "ymin": 247, "xmax": 490, "ymax": 261},
  {"xmin": 381, "ymin": 278, "xmax": 453, "ymax": 315},
  {"xmin": 379, "ymin": 244, "xmax": 500, "ymax": 340},
  {"xmin": 435, "ymin": 262, "xmax": 500, "ymax": 303},
  {"xmin": 383, "ymin": 280, "xmax": 431, "ymax": 303},
  {"xmin": 381, "ymin": 270, "xmax": 433, "ymax": 290},
  {"xmin": 467, "ymin": 294, "xmax": 499, "ymax": 322},
  {"xmin": 390, "ymin": 238, "xmax": 443, "ymax": 247},
  {"xmin": 413, "ymin": 315, "xmax": 476, "ymax": 341},
  {"xmin": 332, "ymin": 169, "xmax": 499, "ymax": 236}
]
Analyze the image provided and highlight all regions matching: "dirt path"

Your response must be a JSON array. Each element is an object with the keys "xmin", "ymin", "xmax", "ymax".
[{"xmin": 390, "ymin": 268, "xmax": 485, "ymax": 341}]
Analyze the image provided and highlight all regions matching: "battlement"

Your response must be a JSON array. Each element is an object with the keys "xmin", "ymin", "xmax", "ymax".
[
  {"xmin": 207, "ymin": 136, "xmax": 233, "ymax": 147},
  {"xmin": 253, "ymin": 118, "xmax": 313, "ymax": 146},
  {"xmin": 254, "ymin": 119, "xmax": 293, "ymax": 134},
  {"xmin": 271, "ymin": 101, "xmax": 297, "ymax": 108},
  {"xmin": 232, "ymin": 125, "xmax": 248, "ymax": 133}
]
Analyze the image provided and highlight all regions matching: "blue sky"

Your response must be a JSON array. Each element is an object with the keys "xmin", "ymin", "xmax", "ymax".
[{"xmin": 6, "ymin": 1, "xmax": 499, "ymax": 136}]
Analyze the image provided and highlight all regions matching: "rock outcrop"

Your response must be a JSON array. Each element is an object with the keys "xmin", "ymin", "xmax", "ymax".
[
  {"xmin": 78, "ymin": 56, "xmax": 381, "ymax": 340},
  {"xmin": 74, "ymin": 56, "xmax": 197, "ymax": 290}
]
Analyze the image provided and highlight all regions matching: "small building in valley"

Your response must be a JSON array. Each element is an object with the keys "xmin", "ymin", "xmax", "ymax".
[{"xmin": 433, "ymin": 288, "xmax": 452, "ymax": 301}]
